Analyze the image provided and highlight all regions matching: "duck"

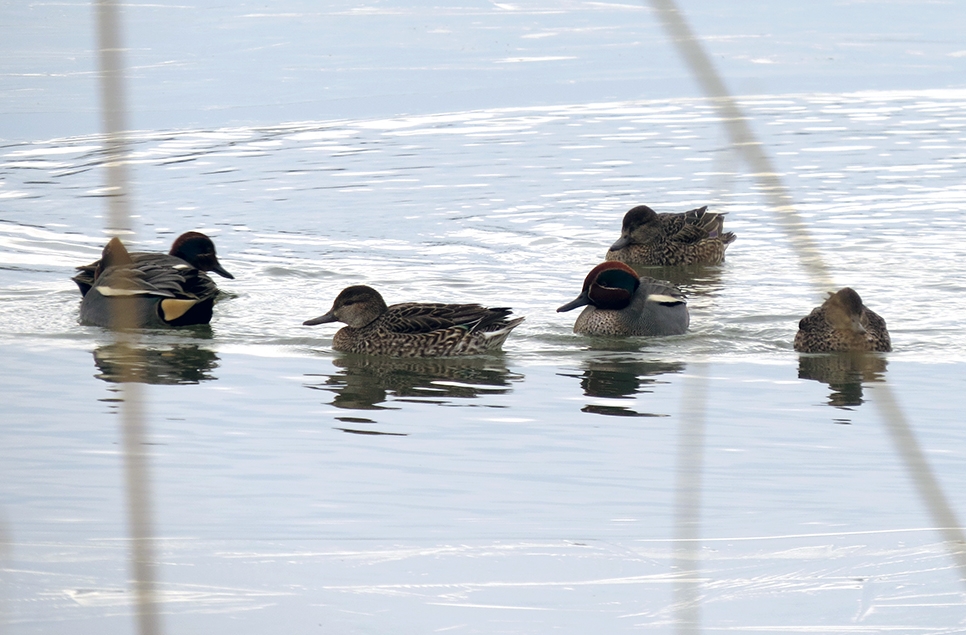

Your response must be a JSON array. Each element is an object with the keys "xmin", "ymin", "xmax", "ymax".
[
  {"xmin": 302, "ymin": 285, "xmax": 525, "ymax": 357},
  {"xmin": 78, "ymin": 236, "xmax": 225, "ymax": 328},
  {"xmin": 605, "ymin": 204, "xmax": 736, "ymax": 266},
  {"xmin": 72, "ymin": 231, "xmax": 233, "ymax": 296},
  {"xmin": 794, "ymin": 287, "xmax": 891, "ymax": 352},
  {"xmin": 557, "ymin": 261, "xmax": 689, "ymax": 336}
]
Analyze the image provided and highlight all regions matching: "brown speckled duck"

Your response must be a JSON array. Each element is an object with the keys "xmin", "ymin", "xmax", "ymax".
[
  {"xmin": 557, "ymin": 261, "xmax": 689, "ymax": 336},
  {"xmin": 79, "ymin": 237, "xmax": 225, "ymax": 328},
  {"xmin": 303, "ymin": 285, "xmax": 524, "ymax": 357},
  {"xmin": 794, "ymin": 287, "xmax": 891, "ymax": 352},
  {"xmin": 73, "ymin": 231, "xmax": 233, "ymax": 297},
  {"xmin": 605, "ymin": 204, "xmax": 735, "ymax": 266}
]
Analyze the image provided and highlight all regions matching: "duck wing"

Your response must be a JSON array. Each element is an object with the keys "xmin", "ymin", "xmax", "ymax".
[
  {"xmin": 666, "ymin": 206, "xmax": 733, "ymax": 245},
  {"xmin": 93, "ymin": 260, "xmax": 218, "ymax": 302},
  {"xmin": 797, "ymin": 305, "xmax": 827, "ymax": 332},
  {"xmin": 383, "ymin": 303, "xmax": 514, "ymax": 334},
  {"xmin": 667, "ymin": 223, "xmax": 710, "ymax": 245},
  {"xmin": 639, "ymin": 277, "xmax": 688, "ymax": 305},
  {"xmin": 657, "ymin": 211, "xmax": 689, "ymax": 236},
  {"xmin": 73, "ymin": 252, "xmax": 196, "ymax": 296},
  {"xmin": 72, "ymin": 263, "xmax": 99, "ymax": 295}
]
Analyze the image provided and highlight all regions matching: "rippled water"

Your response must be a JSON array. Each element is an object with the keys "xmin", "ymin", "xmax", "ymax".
[
  {"xmin": 3, "ymin": 90, "xmax": 966, "ymax": 359},
  {"xmin": 3, "ymin": 53, "xmax": 966, "ymax": 635}
]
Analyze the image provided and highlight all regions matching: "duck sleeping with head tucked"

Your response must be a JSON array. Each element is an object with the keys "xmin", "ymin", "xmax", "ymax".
[
  {"xmin": 78, "ymin": 236, "xmax": 229, "ymax": 328},
  {"xmin": 605, "ymin": 204, "xmax": 735, "ymax": 266},
  {"xmin": 794, "ymin": 287, "xmax": 891, "ymax": 353},
  {"xmin": 303, "ymin": 285, "xmax": 525, "ymax": 357},
  {"xmin": 557, "ymin": 261, "xmax": 689, "ymax": 336}
]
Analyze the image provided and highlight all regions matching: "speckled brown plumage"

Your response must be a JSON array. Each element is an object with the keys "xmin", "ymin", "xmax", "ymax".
[
  {"xmin": 605, "ymin": 204, "xmax": 736, "ymax": 266},
  {"xmin": 303, "ymin": 285, "xmax": 524, "ymax": 357},
  {"xmin": 794, "ymin": 287, "xmax": 891, "ymax": 353}
]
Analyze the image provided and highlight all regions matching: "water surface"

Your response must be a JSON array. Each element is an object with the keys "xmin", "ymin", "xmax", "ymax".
[{"xmin": 3, "ymin": 2, "xmax": 966, "ymax": 632}]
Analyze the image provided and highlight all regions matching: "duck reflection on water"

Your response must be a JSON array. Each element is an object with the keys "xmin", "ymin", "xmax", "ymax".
[
  {"xmin": 798, "ymin": 352, "xmax": 888, "ymax": 409},
  {"xmin": 93, "ymin": 341, "xmax": 219, "ymax": 384},
  {"xmin": 305, "ymin": 354, "xmax": 523, "ymax": 411},
  {"xmin": 623, "ymin": 263, "xmax": 725, "ymax": 294},
  {"xmin": 560, "ymin": 357, "xmax": 686, "ymax": 417}
]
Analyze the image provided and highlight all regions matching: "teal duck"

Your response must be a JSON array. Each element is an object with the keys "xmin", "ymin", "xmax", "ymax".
[
  {"xmin": 557, "ymin": 261, "xmax": 689, "ymax": 336},
  {"xmin": 794, "ymin": 287, "xmax": 891, "ymax": 352},
  {"xmin": 605, "ymin": 204, "xmax": 735, "ymax": 265},
  {"xmin": 79, "ymin": 237, "xmax": 225, "ymax": 328},
  {"xmin": 303, "ymin": 285, "xmax": 525, "ymax": 357},
  {"xmin": 73, "ymin": 231, "xmax": 233, "ymax": 296}
]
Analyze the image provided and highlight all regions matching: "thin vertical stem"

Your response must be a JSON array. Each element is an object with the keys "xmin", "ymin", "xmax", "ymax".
[
  {"xmin": 95, "ymin": 1, "xmax": 162, "ymax": 633},
  {"xmin": 672, "ymin": 367, "xmax": 707, "ymax": 634},
  {"xmin": 96, "ymin": 0, "xmax": 133, "ymax": 235},
  {"xmin": 871, "ymin": 385, "xmax": 966, "ymax": 581}
]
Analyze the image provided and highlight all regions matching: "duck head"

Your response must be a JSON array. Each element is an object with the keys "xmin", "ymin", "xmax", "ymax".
[
  {"xmin": 824, "ymin": 287, "xmax": 868, "ymax": 335},
  {"xmin": 303, "ymin": 285, "xmax": 388, "ymax": 328},
  {"xmin": 608, "ymin": 205, "xmax": 660, "ymax": 251},
  {"xmin": 557, "ymin": 261, "xmax": 640, "ymax": 312},
  {"xmin": 169, "ymin": 231, "xmax": 234, "ymax": 279}
]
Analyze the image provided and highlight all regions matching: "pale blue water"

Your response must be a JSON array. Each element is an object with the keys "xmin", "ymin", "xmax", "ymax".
[{"xmin": 2, "ymin": 1, "xmax": 966, "ymax": 633}]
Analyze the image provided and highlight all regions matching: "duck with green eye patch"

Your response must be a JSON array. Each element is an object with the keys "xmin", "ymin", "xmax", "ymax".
[{"xmin": 558, "ymin": 261, "xmax": 689, "ymax": 336}]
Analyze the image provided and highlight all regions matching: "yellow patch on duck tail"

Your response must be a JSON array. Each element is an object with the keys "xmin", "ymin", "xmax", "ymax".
[{"xmin": 160, "ymin": 298, "xmax": 198, "ymax": 321}]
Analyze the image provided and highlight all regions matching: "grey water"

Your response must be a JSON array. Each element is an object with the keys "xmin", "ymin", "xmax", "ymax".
[{"xmin": 2, "ymin": 1, "xmax": 966, "ymax": 633}]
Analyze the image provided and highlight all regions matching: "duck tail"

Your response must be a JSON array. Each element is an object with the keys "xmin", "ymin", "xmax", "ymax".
[
  {"xmin": 467, "ymin": 307, "xmax": 514, "ymax": 332},
  {"xmin": 480, "ymin": 316, "xmax": 525, "ymax": 347}
]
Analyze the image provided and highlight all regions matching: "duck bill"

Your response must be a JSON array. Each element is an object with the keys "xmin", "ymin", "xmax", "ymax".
[
  {"xmin": 557, "ymin": 292, "xmax": 590, "ymax": 313},
  {"xmin": 210, "ymin": 261, "xmax": 234, "ymax": 279},
  {"xmin": 609, "ymin": 235, "xmax": 630, "ymax": 251},
  {"xmin": 303, "ymin": 310, "xmax": 338, "ymax": 326}
]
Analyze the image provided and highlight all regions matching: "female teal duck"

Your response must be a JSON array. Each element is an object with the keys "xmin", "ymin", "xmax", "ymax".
[
  {"xmin": 605, "ymin": 204, "xmax": 736, "ymax": 266},
  {"xmin": 303, "ymin": 285, "xmax": 525, "ymax": 357},
  {"xmin": 557, "ymin": 261, "xmax": 689, "ymax": 335},
  {"xmin": 79, "ymin": 237, "xmax": 225, "ymax": 328},
  {"xmin": 73, "ymin": 231, "xmax": 233, "ymax": 296},
  {"xmin": 794, "ymin": 287, "xmax": 891, "ymax": 352}
]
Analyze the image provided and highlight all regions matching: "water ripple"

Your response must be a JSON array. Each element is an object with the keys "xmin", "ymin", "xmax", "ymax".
[{"xmin": 2, "ymin": 89, "xmax": 965, "ymax": 361}]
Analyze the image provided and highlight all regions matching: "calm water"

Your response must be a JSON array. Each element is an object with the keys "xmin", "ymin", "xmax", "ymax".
[{"xmin": 3, "ymin": 1, "xmax": 966, "ymax": 633}]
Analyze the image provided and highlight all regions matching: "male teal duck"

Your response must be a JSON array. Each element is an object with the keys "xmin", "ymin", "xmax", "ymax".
[
  {"xmin": 605, "ymin": 204, "xmax": 736, "ymax": 266},
  {"xmin": 303, "ymin": 285, "xmax": 525, "ymax": 357},
  {"xmin": 73, "ymin": 231, "xmax": 233, "ymax": 296},
  {"xmin": 794, "ymin": 287, "xmax": 891, "ymax": 352},
  {"xmin": 557, "ymin": 261, "xmax": 689, "ymax": 336},
  {"xmin": 79, "ymin": 237, "xmax": 225, "ymax": 328}
]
